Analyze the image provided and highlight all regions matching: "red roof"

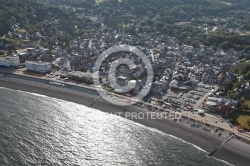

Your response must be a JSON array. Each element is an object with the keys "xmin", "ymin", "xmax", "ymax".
[{"xmin": 236, "ymin": 125, "xmax": 243, "ymax": 129}]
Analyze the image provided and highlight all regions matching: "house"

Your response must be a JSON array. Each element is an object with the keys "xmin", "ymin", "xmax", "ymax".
[
  {"xmin": 207, "ymin": 97, "xmax": 238, "ymax": 106},
  {"xmin": 117, "ymin": 76, "xmax": 128, "ymax": 87},
  {"xmin": 218, "ymin": 103, "xmax": 235, "ymax": 115},
  {"xmin": 53, "ymin": 58, "xmax": 71, "ymax": 70},
  {"xmin": 151, "ymin": 81, "xmax": 164, "ymax": 94}
]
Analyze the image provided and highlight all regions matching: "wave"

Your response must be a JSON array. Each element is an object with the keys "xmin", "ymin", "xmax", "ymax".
[
  {"xmin": 105, "ymin": 110, "xmax": 208, "ymax": 152},
  {"xmin": 213, "ymin": 158, "xmax": 234, "ymax": 166},
  {"xmin": 0, "ymin": 87, "xmax": 12, "ymax": 90},
  {"xmin": 0, "ymin": 87, "xmax": 49, "ymax": 98},
  {"xmin": 17, "ymin": 90, "xmax": 49, "ymax": 98}
]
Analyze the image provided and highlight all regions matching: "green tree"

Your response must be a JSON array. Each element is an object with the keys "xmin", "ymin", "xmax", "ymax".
[
  {"xmin": 244, "ymin": 45, "xmax": 250, "ymax": 51},
  {"xmin": 220, "ymin": 41, "xmax": 230, "ymax": 50}
]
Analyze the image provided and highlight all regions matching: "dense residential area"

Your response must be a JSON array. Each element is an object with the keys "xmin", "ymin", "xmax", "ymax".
[{"xmin": 0, "ymin": 0, "xmax": 250, "ymax": 134}]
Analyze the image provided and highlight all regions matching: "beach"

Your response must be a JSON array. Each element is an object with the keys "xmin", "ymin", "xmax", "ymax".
[{"xmin": 0, "ymin": 74, "xmax": 250, "ymax": 166}]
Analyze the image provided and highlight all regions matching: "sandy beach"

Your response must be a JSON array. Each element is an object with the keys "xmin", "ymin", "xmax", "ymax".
[{"xmin": 0, "ymin": 74, "xmax": 250, "ymax": 166}]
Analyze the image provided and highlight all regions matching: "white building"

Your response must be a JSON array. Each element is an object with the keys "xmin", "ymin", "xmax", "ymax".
[
  {"xmin": 25, "ymin": 61, "xmax": 51, "ymax": 73},
  {"xmin": 170, "ymin": 80, "xmax": 178, "ymax": 88},
  {"xmin": 53, "ymin": 58, "xmax": 71, "ymax": 70},
  {"xmin": 0, "ymin": 56, "xmax": 20, "ymax": 67}
]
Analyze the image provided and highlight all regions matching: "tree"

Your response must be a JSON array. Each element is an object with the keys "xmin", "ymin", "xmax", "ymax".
[
  {"xmin": 220, "ymin": 41, "xmax": 230, "ymax": 50},
  {"xmin": 244, "ymin": 45, "xmax": 250, "ymax": 52},
  {"xmin": 225, "ymin": 80, "xmax": 234, "ymax": 91},
  {"xmin": 236, "ymin": 45, "xmax": 242, "ymax": 50},
  {"xmin": 0, "ymin": 51, "xmax": 5, "ymax": 56}
]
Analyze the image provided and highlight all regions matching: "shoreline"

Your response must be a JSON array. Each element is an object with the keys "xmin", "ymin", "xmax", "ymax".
[{"xmin": 1, "ymin": 74, "xmax": 250, "ymax": 165}]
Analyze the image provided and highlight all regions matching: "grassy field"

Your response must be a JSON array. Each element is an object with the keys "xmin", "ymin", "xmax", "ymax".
[{"xmin": 237, "ymin": 115, "xmax": 250, "ymax": 130}]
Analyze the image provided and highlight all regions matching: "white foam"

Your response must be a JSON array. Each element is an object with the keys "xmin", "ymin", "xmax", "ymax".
[
  {"xmin": 213, "ymin": 157, "xmax": 234, "ymax": 166},
  {"xmin": 127, "ymin": 120, "xmax": 209, "ymax": 152},
  {"xmin": 19, "ymin": 91, "xmax": 49, "ymax": 98},
  {"xmin": 0, "ymin": 86, "xmax": 11, "ymax": 90},
  {"xmin": 150, "ymin": 127, "xmax": 208, "ymax": 152},
  {"xmin": 10, "ymin": 89, "xmax": 49, "ymax": 98},
  {"xmin": 105, "ymin": 110, "xmax": 207, "ymax": 152},
  {"xmin": 106, "ymin": 113, "xmax": 234, "ymax": 165},
  {"xmin": 0, "ymin": 87, "xmax": 49, "ymax": 98}
]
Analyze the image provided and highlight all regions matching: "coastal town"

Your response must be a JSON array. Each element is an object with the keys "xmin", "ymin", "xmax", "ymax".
[
  {"xmin": 1, "ymin": 3, "xmax": 250, "ymax": 139},
  {"xmin": 1, "ymin": 0, "xmax": 250, "ymax": 165},
  {"xmin": 1, "ymin": 21, "xmax": 250, "ymax": 141}
]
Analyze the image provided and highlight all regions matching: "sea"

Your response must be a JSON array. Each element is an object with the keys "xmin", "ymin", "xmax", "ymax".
[{"xmin": 0, "ymin": 87, "xmax": 231, "ymax": 166}]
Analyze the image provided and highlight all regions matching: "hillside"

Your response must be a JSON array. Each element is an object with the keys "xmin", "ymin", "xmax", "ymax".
[
  {"xmin": 0, "ymin": 0, "xmax": 99, "ymax": 37},
  {"xmin": 1, "ymin": 0, "xmax": 250, "ymax": 51}
]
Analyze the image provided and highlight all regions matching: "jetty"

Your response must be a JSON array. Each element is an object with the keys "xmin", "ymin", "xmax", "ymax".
[
  {"xmin": 89, "ymin": 91, "xmax": 106, "ymax": 107},
  {"xmin": 208, "ymin": 134, "xmax": 234, "ymax": 156}
]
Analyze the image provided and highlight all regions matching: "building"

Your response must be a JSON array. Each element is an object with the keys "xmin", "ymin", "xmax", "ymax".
[
  {"xmin": 25, "ymin": 61, "xmax": 51, "ymax": 73},
  {"xmin": 218, "ymin": 105, "xmax": 234, "ymax": 115},
  {"xmin": 68, "ymin": 71, "xmax": 93, "ymax": 84},
  {"xmin": 170, "ymin": 80, "xmax": 179, "ymax": 88},
  {"xmin": 53, "ymin": 58, "xmax": 71, "ymax": 70},
  {"xmin": 151, "ymin": 81, "xmax": 164, "ymax": 94},
  {"xmin": 117, "ymin": 76, "xmax": 128, "ymax": 87},
  {"xmin": 0, "ymin": 58, "xmax": 9, "ymax": 67},
  {"xmin": 0, "ymin": 55, "xmax": 20, "ymax": 67},
  {"xmin": 206, "ymin": 101, "xmax": 217, "ymax": 111}
]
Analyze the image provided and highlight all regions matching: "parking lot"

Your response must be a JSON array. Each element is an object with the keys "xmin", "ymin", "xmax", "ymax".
[{"xmin": 161, "ymin": 83, "xmax": 217, "ymax": 112}]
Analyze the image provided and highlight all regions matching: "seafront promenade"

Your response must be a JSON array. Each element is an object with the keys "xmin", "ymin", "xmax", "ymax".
[
  {"xmin": 1, "ymin": 71, "xmax": 250, "ymax": 165},
  {"xmin": 2, "ymin": 70, "xmax": 250, "ymax": 142}
]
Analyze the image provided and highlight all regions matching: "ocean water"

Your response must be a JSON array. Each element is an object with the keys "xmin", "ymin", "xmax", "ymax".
[{"xmin": 0, "ymin": 87, "xmax": 231, "ymax": 166}]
